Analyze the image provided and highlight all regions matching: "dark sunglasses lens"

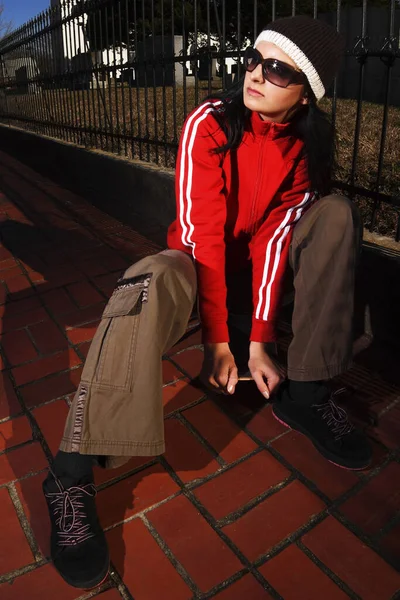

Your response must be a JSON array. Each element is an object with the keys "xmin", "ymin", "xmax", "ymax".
[
  {"xmin": 244, "ymin": 50, "xmax": 304, "ymax": 87},
  {"xmin": 264, "ymin": 60, "xmax": 293, "ymax": 87},
  {"xmin": 244, "ymin": 48, "xmax": 260, "ymax": 72}
]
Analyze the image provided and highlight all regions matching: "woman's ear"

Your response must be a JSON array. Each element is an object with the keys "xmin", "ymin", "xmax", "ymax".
[{"xmin": 300, "ymin": 93, "xmax": 310, "ymax": 106}]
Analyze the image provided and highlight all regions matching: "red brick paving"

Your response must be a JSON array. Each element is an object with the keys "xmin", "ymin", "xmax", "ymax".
[
  {"xmin": 0, "ymin": 487, "xmax": 34, "ymax": 575},
  {"xmin": 0, "ymin": 442, "xmax": 47, "ymax": 485},
  {"xmin": 339, "ymin": 462, "xmax": 400, "ymax": 535},
  {"xmin": 67, "ymin": 280, "xmax": 104, "ymax": 307},
  {"xmin": 148, "ymin": 494, "xmax": 243, "ymax": 592},
  {"xmin": 106, "ymin": 519, "xmax": 192, "ymax": 599},
  {"xmin": 66, "ymin": 321, "xmax": 100, "ymax": 345},
  {"xmin": 0, "ymin": 372, "xmax": 21, "ymax": 418},
  {"xmin": 0, "ymin": 563, "xmax": 91, "ymax": 600},
  {"xmin": 1, "ymin": 306, "xmax": 48, "ymax": 333},
  {"xmin": 0, "ymin": 151, "xmax": 399, "ymax": 599},
  {"xmin": 368, "ymin": 404, "xmax": 400, "ymax": 450},
  {"xmin": 32, "ymin": 399, "xmax": 70, "ymax": 455},
  {"xmin": 28, "ymin": 320, "xmax": 67, "ymax": 355},
  {"xmin": 381, "ymin": 523, "xmax": 400, "ymax": 559},
  {"xmin": 193, "ymin": 451, "xmax": 290, "ymax": 520},
  {"xmin": 162, "ymin": 359, "xmax": 184, "ymax": 385},
  {"xmin": 12, "ymin": 349, "xmax": 81, "ymax": 386},
  {"xmin": 6, "ymin": 274, "xmax": 32, "ymax": 295},
  {"xmin": 259, "ymin": 544, "xmax": 349, "ymax": 600},
  {"xmin": 162, "ymin": 378, "xmax": 205, "ymax": 415},
  {"xmin": 271, "ymin": 430, "xmax": 359, "ymax": 499},
  {"xmin": 97, "ymin": 464, "xmax": 179, "ymax": 529},
  {"xmin": 184, "ymin": 400, "xmax": 258, "ymax": 463},
  {"xmin": 0, "ymin": 415, "xmax": 33, "ymax": 450},
  {"xmin": 0, "ymin": 258, "xmax": 16, "ymax": 271},
  {"xmin": 58, "ymin": 303, "xmax": 106, "ymax": 329},
  {"xmin": 76, "ymin": 341, "xmax": 91, "ymax": 359},
  {"xmin": 20, "ymin": 367, "xmax": 82, "ymax": 408},
  {"xmin": 1, "ymin": 329, "xmax": 38, "ymax": 366},
  {"xmin": 1, "ymin": 295, "xmax": 41, "ymax": 318},
  {"xmin": 172, "ymin": 347, "xmax": 205, "ymax": 378},
  {"xmin": 15, "ymin": 472, "xmax": 51, "ymax": 557},
  {"xmin": 302, "ymin": 517, "xmax": 400, "ymax": 599},
  {"xmin": 40, "ymin": 288, "xmax": 77, "ymax": 316},
  {"xmin": 246, "ymin": 403, "xmax": 289, "ymax": 443},
  {"xmin": 94, "ymin": 455, "xmax": 153, "ymax": 486},
  {"xmin": 223, "ymin": 480, "xmax": 326, "ymax": 562},
  {"xmin": 213, "ymin": 574, "xmax": 273, "ymax": 599},
  {"xmin": 164, "ymin": 418, "xmax": 220, "ymax": 483}
]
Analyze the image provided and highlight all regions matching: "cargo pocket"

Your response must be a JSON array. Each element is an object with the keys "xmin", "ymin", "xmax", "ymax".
[{"xmin": 84, "ymin": 273, "xmax": 152, "ymax": 391}]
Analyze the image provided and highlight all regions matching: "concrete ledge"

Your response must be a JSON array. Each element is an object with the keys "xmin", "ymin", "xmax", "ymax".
[
  {"xmin": 0, "ymin": 124, "xmax": 175, "ymax": 247},
  {"xmin": 354, "ymin": 242, "xmax": 400, "ymax": 348}
]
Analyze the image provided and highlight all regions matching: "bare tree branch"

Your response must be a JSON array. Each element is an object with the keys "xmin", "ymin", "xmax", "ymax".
[{"xmin": 0, "ymin": 2, "xmax": 13, "ymax": 40}]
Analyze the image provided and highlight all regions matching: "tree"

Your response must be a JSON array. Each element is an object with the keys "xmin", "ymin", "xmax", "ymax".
[
  {"xmin": 81, "ymin": 0, "xmax": 209, "ymax": 52},
  {"xmin": 73, "ymin": 0, "xmax": 132, "ymax": 51},
  {"xmin": 0, "ymin": 2, "xmax": 13, "ymax": 40},
  {"xmin": 64, "ymin": 0, "xmax": 394, "ymax": 54}
]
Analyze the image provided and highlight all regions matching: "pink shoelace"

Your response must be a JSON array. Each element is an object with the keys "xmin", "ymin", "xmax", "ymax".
[
  {"xmin": 45, "ymin": 477, "xmax": 97, "ymax": 547},
  {"xmin": 313, "ymin": 388, "xmax": 355, "ymax": 440}
]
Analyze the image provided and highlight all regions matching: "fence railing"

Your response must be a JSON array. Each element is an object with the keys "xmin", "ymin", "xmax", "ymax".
[{"xmin": 0, "ymin": 0, "xmax": 399, "ymax": 240}]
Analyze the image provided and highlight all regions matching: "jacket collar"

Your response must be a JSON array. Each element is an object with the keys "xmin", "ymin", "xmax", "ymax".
[{"xmin": 249, "ymin": 110, "xmax": 292, "ymax": 139}]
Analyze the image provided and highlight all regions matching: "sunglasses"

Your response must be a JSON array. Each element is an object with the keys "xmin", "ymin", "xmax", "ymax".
[{"xmin": 243, "ymin": 47, "xmax": 306, "ymax": 88}]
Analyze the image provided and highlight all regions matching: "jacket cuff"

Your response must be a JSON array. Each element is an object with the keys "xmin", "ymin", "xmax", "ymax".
[
  {"xmin": 201, "ymin": 323, "xmax": 230, "ymax": 344},
  {"xmin": 250, "ymin": 318, "xmax": 277, "ymax": 343}
]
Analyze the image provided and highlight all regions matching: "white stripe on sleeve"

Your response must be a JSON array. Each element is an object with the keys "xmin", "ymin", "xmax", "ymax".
[
  {"xmin": 178, "ymin": 101, "xmax": 222, "ymax": 259},
  {"xmin": 255, "ymin": 192, "xmax": 311, "ymax": 321}
]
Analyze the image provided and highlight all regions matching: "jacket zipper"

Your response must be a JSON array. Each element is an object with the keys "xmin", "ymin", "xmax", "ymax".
[{"xmin": 248, "ymin": 130, "xmax": 270, "ymax": 234}]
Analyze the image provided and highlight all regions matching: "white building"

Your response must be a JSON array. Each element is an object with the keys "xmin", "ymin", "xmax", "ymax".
[
  {"xmin": 49, "ymin": 1, "xmax": 249, "ymax": 87},
  {"xmin": 51, "ymin": 0, "xmax": 87, "ymax": 59},
  {"xmin": 186, "ymin": 33, "xmax": 251, "ymax": 80}
]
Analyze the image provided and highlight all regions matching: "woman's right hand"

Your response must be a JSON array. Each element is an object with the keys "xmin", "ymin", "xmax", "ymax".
[{"xmin": 200, "ymin": 342, "xmax": 238, "ymax": 395}]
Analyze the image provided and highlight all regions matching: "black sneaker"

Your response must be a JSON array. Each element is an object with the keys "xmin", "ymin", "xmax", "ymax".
[
  {"xmin": 272, "ymin": 387, "xmax": 372, "ymax": 470},
  {"xmin": 43, "ymin": 471, "xmax": 110, "ymax": 589}
]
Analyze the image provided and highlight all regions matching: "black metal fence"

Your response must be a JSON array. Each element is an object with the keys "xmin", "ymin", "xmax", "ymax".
[{"xmin": 0, "ymin": 0, "xmax": 399, "ymax": 239}]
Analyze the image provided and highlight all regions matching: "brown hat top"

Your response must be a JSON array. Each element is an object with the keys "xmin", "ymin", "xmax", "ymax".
[{"xmin": 255, "ymin": 16, "xmax": 345, "ymax": 100}]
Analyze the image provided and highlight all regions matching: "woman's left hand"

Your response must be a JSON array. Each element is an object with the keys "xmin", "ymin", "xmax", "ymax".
[{"xmin": 248, "ymin": 341, "xmax": 282, "ymax": 399}]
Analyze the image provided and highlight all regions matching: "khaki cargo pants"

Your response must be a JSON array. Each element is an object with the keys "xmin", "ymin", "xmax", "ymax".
[{"xmin": 60, "ymin": 195, "xmax": 361, "ymax": 466}]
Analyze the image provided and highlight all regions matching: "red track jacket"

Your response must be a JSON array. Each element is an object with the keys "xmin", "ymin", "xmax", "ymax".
[{"xmin": 167, "ymin": 100, "xmax": 315, "ymax": 343}]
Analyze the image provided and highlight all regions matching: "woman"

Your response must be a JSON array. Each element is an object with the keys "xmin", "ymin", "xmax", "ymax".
[{"xmin": 43, "ymin": 15, "xmax": 371, "ymax": 589}]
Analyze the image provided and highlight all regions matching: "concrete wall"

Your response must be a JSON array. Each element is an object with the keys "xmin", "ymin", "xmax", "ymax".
[{"xmin": 0, "ymin": 124, "xmax": 175, "ymax": 247}]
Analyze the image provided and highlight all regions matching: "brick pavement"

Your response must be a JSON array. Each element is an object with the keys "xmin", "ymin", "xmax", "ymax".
[{"xmin": 0, "ymin": 149, "xmax": 399, "ymax": 600}]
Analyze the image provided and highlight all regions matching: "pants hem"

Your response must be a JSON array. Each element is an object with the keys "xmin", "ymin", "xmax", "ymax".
[
  {"xmin": 287, "ymin": 360, "xmax": 352, "ymax": 381},
  {"xmin": 59, "ymin": 437, "xmax": 166, "ymax": 458}
]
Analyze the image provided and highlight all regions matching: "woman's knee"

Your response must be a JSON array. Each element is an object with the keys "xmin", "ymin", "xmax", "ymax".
[
  {"xmin": 318, "ymin": 194, "xmax": 361, "ymax": 232},
  {"xmin": 123, "ymin": 249, "xmax": 195, "ymax": 282},
  {"xmin": 157, "ymin": 250, "xmax": 197, "ymax": 285},
  {"xmin": 318, "ymin": 194, "xmax": 360, "ymax": 225},
  {"xmin": 146, "ymin": 250, "xmax": 197, "ymax": 301},
  {"xmin": 120, "ymin": 250, "xmax": 197, "ymax": 310}
]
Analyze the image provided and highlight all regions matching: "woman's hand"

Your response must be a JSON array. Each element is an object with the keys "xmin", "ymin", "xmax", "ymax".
[
  {"xmin": 200, "ymin": 342, "xmax": 238, "ymax": 395},
  {"xmin": 248, "ymin": 341, "xmax": 282, "ymax": 399}
]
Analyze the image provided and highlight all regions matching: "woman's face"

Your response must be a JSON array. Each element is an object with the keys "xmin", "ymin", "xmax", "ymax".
[{"xmin": 243, "ymin": 41, "xmax": 308, "ymax": 123}]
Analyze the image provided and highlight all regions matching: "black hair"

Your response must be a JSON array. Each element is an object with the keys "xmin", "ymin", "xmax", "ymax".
[{"xmin": 208, "ymin": 76, "xmax": 336, "ymax": 196}]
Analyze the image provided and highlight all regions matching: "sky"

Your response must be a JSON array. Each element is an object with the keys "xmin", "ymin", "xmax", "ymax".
[{"xmin": 3, "ymin": 0, "xmax": 50, "ymax": 30}]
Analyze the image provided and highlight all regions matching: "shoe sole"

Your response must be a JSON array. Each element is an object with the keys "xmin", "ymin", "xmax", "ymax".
[
  {"xmin": 272, "ymin": 407, "xmax": 371, "ymax": 471},
  {"xmin": 58, "ymin": 557, "xmax": 110, "ymax": 590},
  {"xmin": 84, "ymin": 566, "xmax": 110, "ymax": 591}
]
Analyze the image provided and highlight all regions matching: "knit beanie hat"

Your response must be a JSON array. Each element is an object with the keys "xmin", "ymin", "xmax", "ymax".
[{"xmin": 254, "ymin": 16, "xmax": 345, "ymax": 101}]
